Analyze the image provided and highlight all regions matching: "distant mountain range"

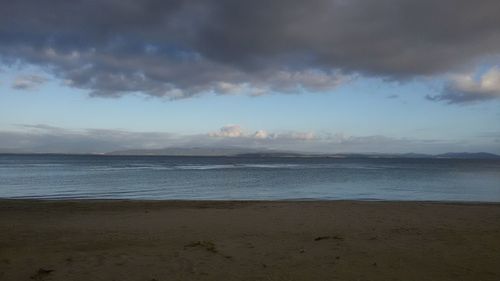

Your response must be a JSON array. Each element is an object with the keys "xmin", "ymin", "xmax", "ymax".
[
  {"xmin": 235, "ymin": 152, "xmax": 500, "ymax": 159},
  {"xmin": 1, "ymin": 147, "xmax": 499, "ymax": 159},
  {"xmin": 432, "ymin": 152, "xmax": 500, "ymax": 159},
  {"xmin": 105, "ymin": 147, "xmax": 267, "ymax": 156}
]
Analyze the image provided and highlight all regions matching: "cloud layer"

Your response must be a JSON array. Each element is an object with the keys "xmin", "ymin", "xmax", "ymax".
[
  {"xmin": 2, "ymin": 0, "xmax": 500, "ymax": 99},
  {"xmin": 1, "ymin": 124, "xmax": 497, "ymax": 154}
]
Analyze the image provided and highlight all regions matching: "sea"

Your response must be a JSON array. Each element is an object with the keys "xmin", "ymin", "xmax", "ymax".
[{"xmin": 1, "ymin": 154, "xmax": 499, "ymax": 202}]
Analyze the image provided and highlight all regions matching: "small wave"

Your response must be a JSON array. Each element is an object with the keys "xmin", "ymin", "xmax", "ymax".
[
  {"xmin": 87, "ymin": 165, "xmax": 175, "ymax": 171},
  {"xmin": 175, "ymin": 164, "xmax": 237, "ymax": 170},
  {"xmin": 175, "ymin": 163, "xmax": 307, "ymax": 170},
  {"xmin": 242, "ymin": 164, "xmax": 303, "ymax": 169},
  {"xmin": 0, "ymin": 163, "xmax": 67, "ymax": 168}
]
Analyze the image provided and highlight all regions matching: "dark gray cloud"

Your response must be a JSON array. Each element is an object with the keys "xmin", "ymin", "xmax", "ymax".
[{"xmin": 1, "ymin": 0, "xmax": 500, "ymax": 98}]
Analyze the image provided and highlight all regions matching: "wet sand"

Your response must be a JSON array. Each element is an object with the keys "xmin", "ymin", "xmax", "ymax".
[{"xmin": 1, "ymin": 200, "xmax": 499, "ymax": 281}]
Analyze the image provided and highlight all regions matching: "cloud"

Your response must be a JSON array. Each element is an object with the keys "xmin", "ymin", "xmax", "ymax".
[
  {"xmin": 209, "ymin": 125, "xmax": 244, "ymax": 138},
  {"xmin": 1, "ymin": 0, "xmax": 500, "ymax": 98},
  {"xmin": 0, "ymin": 125, "xmax": 176, "ymax": 154},
  {"xmin": 479, "ymin": 131, "xmax": 500, "ymax": 143},
  {"xmin": 209, "ymin": 126, "xmax": 316, "ymax": 141},
  {"xmin": 17, "ymin": 124, "xmax": 67, "ymax": 132},
  {"xmin": 428, "ymin": 67, "xmax": 500, "ymax": 103},
  {"xmin": 11, "ymin": 74, "xmax": 47, "ymax": 90},
  {"xmin": 285, "ymin": 132, "xmax": 316, "ymax": 141},
  {"xmin": 1, "ymin": 124, "xmax": 498, "ymax": 154},
  {"xmin": 252, "ymin": 130, "xmax": 268, "ymax": 139}
]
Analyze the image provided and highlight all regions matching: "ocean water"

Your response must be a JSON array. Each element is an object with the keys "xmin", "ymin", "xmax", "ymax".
[{"xmin": 0, "ymin": 154, "xmax": 499, "ymax": 202}]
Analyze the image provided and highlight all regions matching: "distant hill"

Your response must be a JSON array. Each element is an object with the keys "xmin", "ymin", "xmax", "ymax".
[
  {"xmin": 434, "ymin": 152, "xmax": 500, "ymax": 159},
  {"xmin": 106, "ymin": 147, "xmax": 268, "ymax": 156},
  {"xmin": 237, "ymin": 152, "xmax": 500, "ymax": 159},
  {"xmin": 235, "ymin": 152, "xmax": 311, "ymax": 157}
]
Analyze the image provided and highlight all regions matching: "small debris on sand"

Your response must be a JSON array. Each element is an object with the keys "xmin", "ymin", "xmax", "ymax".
[
  {"xmin": 184, "ymin": 241, "xmax": 218, "ymax": 253},
  {"xmin": 314, "ymin": 235, "xmax": 344, "ymax": 241},
  {"xmin": 30, "ymin": 268, "xmax": 54, "ymax": 280},
  {"xmin": 314, "ymin": 236, "xmax": 330, "ymax": 241}
]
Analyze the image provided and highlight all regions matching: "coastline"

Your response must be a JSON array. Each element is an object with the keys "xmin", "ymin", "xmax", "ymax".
[{"xmin": 1, "ymin": 200, "xmax": 500, "ymax": 280}]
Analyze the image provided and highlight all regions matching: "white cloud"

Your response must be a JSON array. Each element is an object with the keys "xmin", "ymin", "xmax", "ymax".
[
  {"xmin": 209, "ymin": 125, "xmax": 316, "ymax": 141},
  {"xmin": 451, "ymin": 67, "xmax": 500, "ymax": 95},
  {"xmin": 253, "ymin": 130, "xmax": 269, "ymax": 139},
  {"xmin": 282, "ymin": 131, "xmax": 316, "ymax": 141},
  {"xmin": 209, "ymin": 125, "xmax": 244, "ymax": 138},
  {"xmin": 428, "ymin": 66, "xmax": 500, "ymax": 103}
]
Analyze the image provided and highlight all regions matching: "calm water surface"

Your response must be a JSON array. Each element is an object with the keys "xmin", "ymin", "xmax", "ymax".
[{"xmin": 1, "ymin": 154, "xmax": 499, "ymax": 201}]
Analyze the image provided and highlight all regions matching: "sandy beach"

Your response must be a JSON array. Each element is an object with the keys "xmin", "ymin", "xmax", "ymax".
[{"xmin": 1, "ymin": 200, "xmax": 499, "ymax": 281}]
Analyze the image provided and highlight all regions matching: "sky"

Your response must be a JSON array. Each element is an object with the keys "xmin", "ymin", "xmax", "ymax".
[{"xmin": 0, "ymin": 0, "xmax": 499, "ymax": 154}]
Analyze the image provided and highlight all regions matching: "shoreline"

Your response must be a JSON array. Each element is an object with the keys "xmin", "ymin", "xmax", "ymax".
[{"xmin": 1, "ymin": 200, "xmax": 500, "ymax": 280}]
